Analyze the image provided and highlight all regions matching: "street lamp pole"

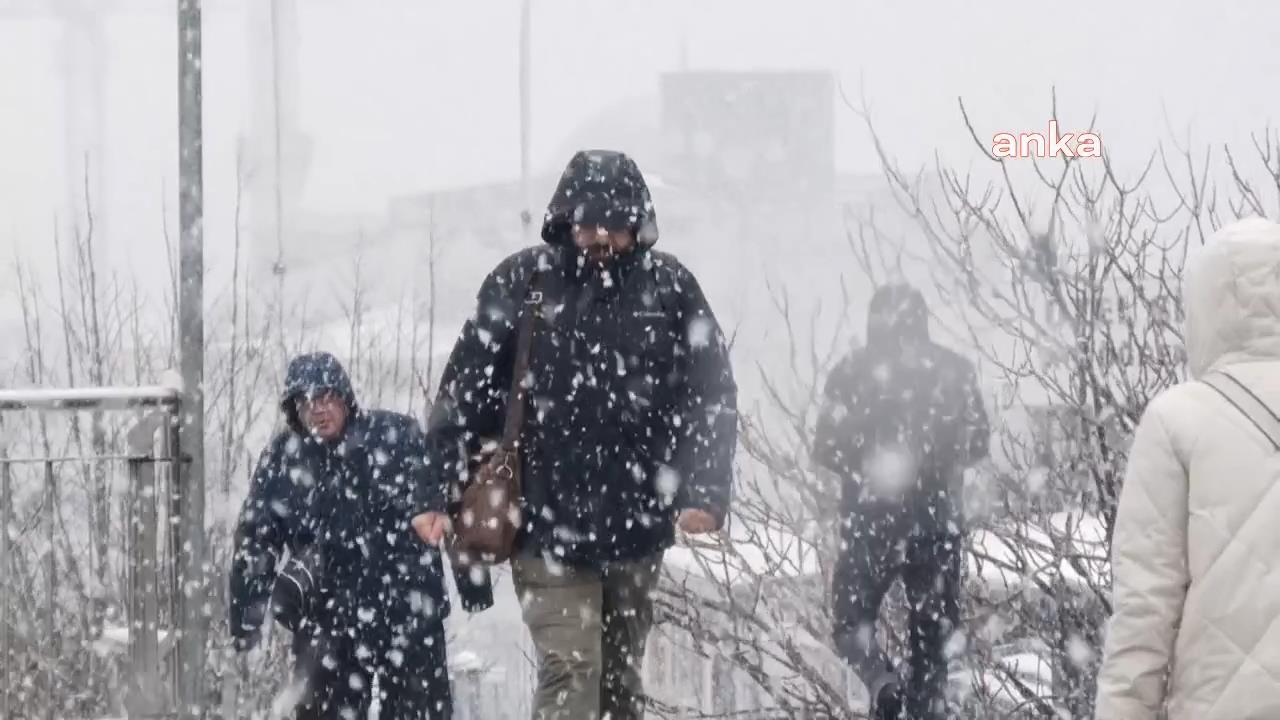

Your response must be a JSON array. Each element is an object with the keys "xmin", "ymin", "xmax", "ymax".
[{"xmin": 176, "ymin": 0, "xmax": 206, "ymax": 714}]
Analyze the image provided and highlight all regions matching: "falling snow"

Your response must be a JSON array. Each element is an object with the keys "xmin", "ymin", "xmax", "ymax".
[{"xmin": 6, "ymin": 10, "xmax": 1257, "ymax": 716}]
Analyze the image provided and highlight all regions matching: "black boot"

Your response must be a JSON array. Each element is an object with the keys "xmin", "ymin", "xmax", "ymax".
[{"xmin": 874, "ymin": 681, "xmax": 904, "ymax": 720}]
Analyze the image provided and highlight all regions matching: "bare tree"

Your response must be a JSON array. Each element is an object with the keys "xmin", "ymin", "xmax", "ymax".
[
  {"xmin": 839, "ymin": 89, "xmax": 1280, "ymax": 716},
  {"xmin": 642, "ymin": 93, "xmax": 1280, "ymax": 719},
  {"xmin": 644, "ymin": 283, "xmax": 870, "ymax": 719}
]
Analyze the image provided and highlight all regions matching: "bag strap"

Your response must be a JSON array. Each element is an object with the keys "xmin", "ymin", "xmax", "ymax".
[
  {"xmin": 500, "ymin": 269, "xmax": 543, "ymax": 451},
  {"xmin": 1201, "ymin": 370, "xmax": 1280, "ymax": 451}
]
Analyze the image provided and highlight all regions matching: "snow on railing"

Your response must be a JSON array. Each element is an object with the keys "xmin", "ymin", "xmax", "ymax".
[
  {"xmin": 0, "ymin": 384, "xmax": 181, "ymax": 412},
  {"xmin": 0, "ymin": 379, "xmax": 185, "ymax": 717}
]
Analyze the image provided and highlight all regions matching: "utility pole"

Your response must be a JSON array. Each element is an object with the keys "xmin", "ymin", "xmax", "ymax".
[
  {"xmin": 269, "ymin": 0, "xmax": 287, "ymax": 357},
  {"xmin": 61, "ymin": 2, "xmax": 107, "ymax": 238},
  {"xmin": 244, "ymin": 0, "xmax": 303, "ymax": 357},
  {"xmin": 519, "ymin": 0, "xmax": 533, "ymax": 245},
  {"xmin": 176, "ymin": 0, "xmax": 206, "ymax": 715}
]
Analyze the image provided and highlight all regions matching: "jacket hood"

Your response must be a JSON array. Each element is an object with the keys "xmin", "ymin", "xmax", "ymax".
[
  {"xmin": 1184, "ymin": 216, "xmax": 1280, "ymax": 377},
  {"xmin": 866, "ymin": 283, "xmax": 930, "ymax": 350},
  {"xmin": 541, "ymin": 149, "xmax": 659, "ymax": 249},
  {"xmin": 280, "ymin": 351, "xmax": 358, "ymax": 435}
]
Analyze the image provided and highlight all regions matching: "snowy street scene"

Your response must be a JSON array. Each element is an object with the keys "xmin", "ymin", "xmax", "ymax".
[{"xmin": 3, "ymin": 1, "xmax": 1280, "ymax": 718}]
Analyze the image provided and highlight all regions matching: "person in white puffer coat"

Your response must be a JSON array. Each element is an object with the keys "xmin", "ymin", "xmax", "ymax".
[{"xmin": 1095, "ymin": 216, "xmax": 1280, "ymax": 719}]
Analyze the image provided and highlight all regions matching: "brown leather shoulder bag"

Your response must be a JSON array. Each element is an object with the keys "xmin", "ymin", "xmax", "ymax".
[{"xmin": 448, "ymin": 272, "xmax": 542, "ymax": 565}]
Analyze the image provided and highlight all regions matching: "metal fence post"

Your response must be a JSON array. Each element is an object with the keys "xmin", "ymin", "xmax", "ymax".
[
  {"xmin": 167, "ymin": 410, "xmax": 184, "ymax": 713},
  {"xmin": 127, "ymin": 411, "xmax": 168, "ymax": 718},
  {"xmin": 44, "ymin": 459, "xmax": 56, "ymax": 720},
  {"xmin": 1, "ymin": 455, "xmax": 10, "ymax": 719}
]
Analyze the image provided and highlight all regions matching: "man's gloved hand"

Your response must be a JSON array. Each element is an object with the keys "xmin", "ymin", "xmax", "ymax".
[
  {"xmin": 231, "ymin": 599, "xmax": 269, "ymax": 653},
  {"xmin": 270, "ymin": 547, "xmax": 323, "ymax": 634},
  {"xmin": 232, "ymin": 628, "xmax": 261, "ymax": 654}
]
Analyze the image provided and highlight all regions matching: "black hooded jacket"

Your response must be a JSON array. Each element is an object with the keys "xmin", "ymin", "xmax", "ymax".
[
  {"xmin": 426, "ymin": 150, "xmax": 738, "ymax": 569},
  {"xmin": 228, "ymin": 352, "xmax": 493, "ymax": 657},
  {"xmin": 813, "ymin": 284, "xmax": 990, "ymax": 533}
]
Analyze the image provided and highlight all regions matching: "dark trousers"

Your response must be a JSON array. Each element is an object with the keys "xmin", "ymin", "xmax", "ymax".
[
  {"xmin": 289, "ymin": 627, "xmax": 452, "ymax": 720},
  {"xmin": 832, "ymin": 514, "xmax": 964, "ymax": 720}
]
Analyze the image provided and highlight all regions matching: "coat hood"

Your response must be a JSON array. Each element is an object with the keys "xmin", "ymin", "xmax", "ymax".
[
  {"xmin": 280, "ymin": 351, "xmax": 358, "ymax": 435},
  {"xmin": 866, "ymin": 283, "xmax": 930, "ymax": 350},
  {"xmin": 1183, "ymin": 216, "xmax": 1280, "ymax": 378},
  {"xmin": 541, "ymin": 149, "xmax": 659, "ymax": 248}
]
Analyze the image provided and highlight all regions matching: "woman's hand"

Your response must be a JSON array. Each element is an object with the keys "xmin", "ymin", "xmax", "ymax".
[{"xmin": 411, "ymin": 512, "xmax": 452, "ymax": 546}]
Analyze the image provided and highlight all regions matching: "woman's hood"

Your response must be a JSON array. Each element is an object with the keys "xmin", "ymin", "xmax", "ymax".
[{"xmin": 1183, "ymin": 216, "xmax": 1280, "ymax": 377}]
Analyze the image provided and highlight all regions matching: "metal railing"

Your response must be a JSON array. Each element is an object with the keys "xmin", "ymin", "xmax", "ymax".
[{"xmin": 0, "ymin": 384, "xmax": 201, "ymax": 719}]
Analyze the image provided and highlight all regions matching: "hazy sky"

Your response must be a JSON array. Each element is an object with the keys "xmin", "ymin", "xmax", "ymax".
[{"xmin": 3, "ymin": 0, "xmax": 1280, "ymax": 280}]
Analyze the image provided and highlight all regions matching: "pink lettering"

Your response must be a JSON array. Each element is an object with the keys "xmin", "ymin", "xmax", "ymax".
[{"xmin": 990, "ymin": 121, "xmax": 1103, "ymax": 159}]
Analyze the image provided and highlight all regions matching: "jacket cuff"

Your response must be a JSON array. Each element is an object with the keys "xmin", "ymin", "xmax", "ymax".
[
  {"xmin": 675, "ymin": 468, "xmax": 728, "ymax": 515},
  {"xmin": 412, "ymin": 488, "xmax": 448, "ymax": 517},
  {"xmin": 459, "ymin": 581, "xmax": 494, "ymax": 613},
  {"xmin": 450, "ymin": 551, "xmax": 495, "ymax": 613}
]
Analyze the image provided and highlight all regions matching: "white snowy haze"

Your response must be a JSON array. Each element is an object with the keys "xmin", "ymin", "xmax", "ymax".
[
  {"xmin": 3, "ymin": 0, "xmax": 1278, "ymax": 334},
  {"xmin": 2, "ymin": 0, "xmax": 1277, "ymax": 443}
]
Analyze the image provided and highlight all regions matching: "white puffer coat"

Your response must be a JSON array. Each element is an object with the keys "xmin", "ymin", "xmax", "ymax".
[{"xmin": 1095, "ymin": 216, "xmax": 1280, "ymax": 719}]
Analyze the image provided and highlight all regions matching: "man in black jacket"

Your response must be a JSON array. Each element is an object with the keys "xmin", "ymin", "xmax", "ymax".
[
  {"xmin": 427, "ymin": 149, "xmax": 737, "ymax": 719},
  {"xmin": 813, "ymin": 284, "xmax": 989, "ymax": 720},
  {"xmin": 229, "ymin": 351, "xmax": 493, "ymax": 719}
]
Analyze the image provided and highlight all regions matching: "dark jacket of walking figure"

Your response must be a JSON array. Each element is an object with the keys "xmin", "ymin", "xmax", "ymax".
[
  {"xmin": 427, "ymin": 149, "xmax": 738, "ymax": 720},
  {"xmin": 229, "ymin": 351, "xmax": 494, "ymax": 720},
  {"xmin": 813, "ymin": 284, "xmax": 989, "ymax": 720}
]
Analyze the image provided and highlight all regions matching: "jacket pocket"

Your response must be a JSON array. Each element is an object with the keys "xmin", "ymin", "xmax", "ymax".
[{"xmin": 622, "ymin": 317, "xmax": 678, "ymax": 418}]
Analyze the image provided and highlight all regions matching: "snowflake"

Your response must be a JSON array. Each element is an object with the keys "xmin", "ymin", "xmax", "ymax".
[
  {"xmin": 654, "ymin": 465, "xmax": 681, "ymax": 504},
  {"xmin": 688, "ymin": 317, "xmax": 714, "ymax": 349},
  {"xmin": 288, "ymin": 466, "xmax": 315, "ymax": 488},
  {"xmin": 1066, "ymin": 633, "xmax": 1095, "ymax": 669},
  {"xmin": 944, "ymin": 629, "xmax": 968, "ymax": 660},
  {"xmin": 862, "ymin": 445, "xmax": 916, "ymax": 497},
  {"xmin": 269, "ymin": 676, "xmax": 308, "ymax": 718},
  {"xmin": 872, "ymin": 363, "xmax": 892, "ymax": 383},
  {"xmin": 978, "ymin": 614, "xmax": 1007, "ymax": 645},
  {"xmin": 1026, "ymin": 465, "xmax": 1050, "ymax": 494}
]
